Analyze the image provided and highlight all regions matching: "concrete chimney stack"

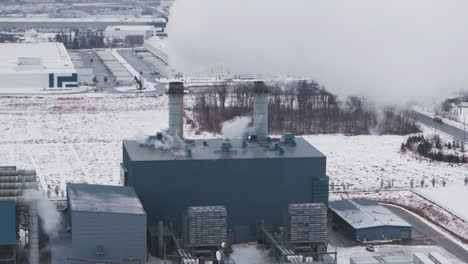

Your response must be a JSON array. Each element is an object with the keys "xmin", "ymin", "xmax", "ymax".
[
  {"xmin": 253, "ymin": 81, "xmax": 269, "ymax": 140},
  {"xmin": 167, "ymin": 82, "xmax": 185, "ymax": 138}
]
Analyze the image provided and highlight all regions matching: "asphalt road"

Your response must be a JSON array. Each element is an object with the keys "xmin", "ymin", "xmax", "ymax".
[
  {"xmin": 384, "ymin": 205, "xmax": 468, "ymax": 263},
  {"xmin": 409, "ymin": 110, "xmax": 468, "ymax": 143}
]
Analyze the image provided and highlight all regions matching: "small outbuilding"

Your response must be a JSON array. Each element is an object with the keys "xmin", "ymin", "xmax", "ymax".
[
  {"xmin": 329, "ymin": 200, "xmax": 412, "ymax": 242},
  {"xmin": 67, "ymin": 183, "xmax": 146, "ymax": 263}
]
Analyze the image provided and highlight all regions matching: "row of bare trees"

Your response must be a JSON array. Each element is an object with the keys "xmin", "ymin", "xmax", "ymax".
[{"xmin": 190, "ymin": 81, "xmax": 420, "ymax": 135}]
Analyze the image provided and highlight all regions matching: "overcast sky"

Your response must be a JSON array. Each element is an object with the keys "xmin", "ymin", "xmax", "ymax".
[{"xmin": 166, "ymin": 0, "xmax": 468, "ymax": 104}]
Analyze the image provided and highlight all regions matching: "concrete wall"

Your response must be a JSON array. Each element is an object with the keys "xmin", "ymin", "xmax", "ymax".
[
  {"xmin": 0, "ymin": 72, "xmax": 78, "ymax": 90},
  {"xmin": 122, "ymin": 146, "xmax": 328, "ymax": 242},
  {"xmin": 70, "ymin": 211, "xmax": 146, "ymax": 263}
]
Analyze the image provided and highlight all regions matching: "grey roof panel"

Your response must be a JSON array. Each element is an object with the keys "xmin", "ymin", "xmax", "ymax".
[
  {"xmin": 329, "ymin": 200, "xmax": 412, "ymax": 229},
  {"xmin": 123, "ymin": 137, "xmax": 325, "ymax": 162},
  {"xmin": 67, "ymin": 183, "xmax": 145, "ymax": 215}
]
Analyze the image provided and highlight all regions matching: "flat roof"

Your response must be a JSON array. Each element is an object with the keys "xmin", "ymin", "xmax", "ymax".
[
  {"xmin": 0, "ymin": 42, "xmax": 76, "ymax": 74},
  {"xmin": 0, "ymin": 201, "xmax": 16, "ymax": 245},
  {"xmin": 329, "ymin": 200, "xmax": 412, "ymax": 229},
  {"xmin": 67, "ymin": 183, "xmax": 145, "ymax": 215},
  {"xmin": 105, "ymin": 25, "xmax": 157, "ymax": 31},
  {"xmin": 123, "ymin": 136, "xmax": 325, "ymax": 161}
]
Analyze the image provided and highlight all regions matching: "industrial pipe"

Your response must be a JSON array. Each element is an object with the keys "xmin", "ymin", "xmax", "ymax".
[
  {"xmin": 167, "ymin": 82, "xmax": 185, "ymax": 138},
  {"xmin": 253, "ymin": 81, "xmax": 269, "ymax": 140}
]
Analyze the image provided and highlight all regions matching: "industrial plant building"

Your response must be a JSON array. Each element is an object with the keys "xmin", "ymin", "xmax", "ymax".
[
  {"xmin": 0, "ymin": 166, "xmax": 38, "ymax": 264},
  {"xmin": 103, "ymin": 25, "xmax": 164, "ymax": 40},
  {"xmin": 67, "ymin": 183, "xmax": 147, "ymax": 264},
  {"xmin": 329, "ymin": 200, "xmax": 412, "ymax": 242},
  {"xmin": 0, "ymin": 42, "xmax": 78, "ymax": 91},
  {"xmin": 121, "ymin": 81, "xmax": 330, "ymax": 247}
]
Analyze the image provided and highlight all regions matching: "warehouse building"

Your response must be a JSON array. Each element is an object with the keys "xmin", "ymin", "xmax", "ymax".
[
  {"xmin": 67, "ymin": 183, "xmax": 147, "ymax": 264},
  {"xmin": 104, "ymin": 25, "xmax": 164, "ymax": 40},
  {"xmin": 121, "ymin": 81, "xmax": 329, "ymax": 243},
  {"xmin": 329, "ymin": 200, "xmax": 412, "ymax": 242},
  {"xmin": 0, "ymin": 42, "xmax": 78, "ymax": 91}
]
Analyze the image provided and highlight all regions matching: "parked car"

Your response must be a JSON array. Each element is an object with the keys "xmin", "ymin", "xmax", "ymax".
[{"xmin": 366, "ymin": 245, "xmax": 375, "ymax": 252}]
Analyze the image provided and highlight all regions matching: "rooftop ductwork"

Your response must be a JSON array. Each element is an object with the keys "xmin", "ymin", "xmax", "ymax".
[
  {"xmin": 167, "ymin": 82, "xmax": 185, "ymax": 139},
  {"xmin": 253, "ymin": 81, "xmax": 269, "ymax": 141}
]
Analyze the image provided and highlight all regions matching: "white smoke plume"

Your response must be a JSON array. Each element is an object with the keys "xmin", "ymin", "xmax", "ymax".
[
  {"xmin": 167, "ymin": 0, "xmax": 468, "ymax": 105},
  {"xmin": 23, "ymin": 189, "xmax": 61, "ymax": 238},
  {"xmin": 221, "ymin": 116, "xmax": 251, "ymax": 139}
]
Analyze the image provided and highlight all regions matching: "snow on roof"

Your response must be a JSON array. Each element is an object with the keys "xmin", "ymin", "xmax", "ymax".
[
  {"xmin": 67, "ymin": 183, "xmax": 145, "ymax": 215},
  {"xmin": 0, "ymin": 16, "xmax": 165, "ymax": 23},
  {"xmin": 329, "ymin": 200, "xmax": 412, "ymax": 229},
  {"xmin": 123, "ymin": 137, "xmax": 326, "ymax": 161},
  {"xmin": 0, "ymin": 42, "xmax": 76, "ymax": 74},
  {"xmin": 105, "ymin": 25, "xmax": 158, "ymax": 31},
  {"xmin": 144, "ymin": 36, "xmax": 168, "ymax": 51}
]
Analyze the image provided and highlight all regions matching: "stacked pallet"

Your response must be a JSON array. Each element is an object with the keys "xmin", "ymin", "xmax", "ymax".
[
  {"xmin": 187, "ymin": 206, "xmax": 227, "ymax": 246},
  {"xmin": 288, "ymin": 203, "xmax": 327, "ymax": 243}
]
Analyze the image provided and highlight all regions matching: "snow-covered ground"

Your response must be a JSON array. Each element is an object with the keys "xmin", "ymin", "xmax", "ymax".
[
  {"xmin": 305, "ymin": 135, "xmax": 468, "ymax": 190},
  {"xmin": 418, "ymin": 186, "xmax": 468, "ymax": 221},
  {"xmin": 0, "ymin": 94, "xmax": 168, "ymax": 195}
]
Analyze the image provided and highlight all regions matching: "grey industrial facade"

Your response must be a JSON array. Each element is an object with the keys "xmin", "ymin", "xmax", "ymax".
[
  {"xmin": 67, "ymin": 183, "xmax": 147, "ymax": 263},
  {"xmin": 122, "ymin": 136, "xmax": 329, "ymax": 243},
  {"xmin": 329, "ymin": 200, "xmax": 412, "ymax": 242}
]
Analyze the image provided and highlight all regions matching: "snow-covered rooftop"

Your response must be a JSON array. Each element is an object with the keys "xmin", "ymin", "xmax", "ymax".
[
  {"xmin": 0, "ymin": 42, "xmax": 75, "ymax": 74},
  {"xmin": 123, "ymin": 137, "xmax": 326, "ymax": 161},
  {"xmin": 67, "ymin": 183, "xmax": 145, "ymax": 215},
  {"xmin": 329, "ymin": 200, "xmax": 412, "ymax": 229},
  {"xmin": 105, "ymin": 25, "xmax": 158, "ymax": 32}
]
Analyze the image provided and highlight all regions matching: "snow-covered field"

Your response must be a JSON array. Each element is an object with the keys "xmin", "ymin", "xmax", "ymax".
[
  {"xmin": 419, "ymin": 186, "xmax": 468, "ymax": 221},
  {"xmin": 305, "ymin": 135, "xmax": 468, "ymax": 190},
  {"xmin": 0, "ymin": 94, "xmax": 168, "ymax": 195}
]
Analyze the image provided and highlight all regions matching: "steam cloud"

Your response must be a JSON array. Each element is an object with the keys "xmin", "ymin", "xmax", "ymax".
[
  {"xmin": 23, "ymin": 189, "xmax": 61, "ymax": 238},
  {"xmin": 221, "ymin": 116, "xmax": 251, "ymax": 139},
  {"xmin": 166, "ymin": 0, "xmax": 468, "ymax": 104}
]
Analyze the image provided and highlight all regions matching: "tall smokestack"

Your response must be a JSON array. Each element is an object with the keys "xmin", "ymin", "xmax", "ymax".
[
  {"xmin": 253, "ymin": 81, "xmax": 269, "ymax": 140},
  {"xmin": 167, "ymin": 82, "xmax": 185, "ymax": 138}
]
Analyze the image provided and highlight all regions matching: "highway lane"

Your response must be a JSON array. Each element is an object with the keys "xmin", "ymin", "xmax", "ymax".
[
  {"xmin": 384, "ymin": 205, "xmax": 468, "ymax": 263},
  {"xmin": 408, "ymin": 110, "xmax": 468, "ymax": 143}
]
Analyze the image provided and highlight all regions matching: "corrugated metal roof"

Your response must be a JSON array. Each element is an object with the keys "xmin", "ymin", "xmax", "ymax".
[
  {"xmin": 0, "ymin": 200, "xmax": 16, "ymax": 245},
  {"xmin": 123, "ymin": 137, "xmax": 325, "ymax": 161},
  {"xmin": 67, "ymin": 183, "xmax": 145, "ymax": 215},
  {"xmin": 329, "ymin": 200, "xmax": 412, "ymax": 229}
]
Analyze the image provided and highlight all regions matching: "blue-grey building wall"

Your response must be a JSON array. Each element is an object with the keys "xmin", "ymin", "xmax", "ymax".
[
  {"xmin": 0, "ymin": 200, "xmax": 16, "ymax": 245},
  {"xmin": 356, "ymin": 226, "xmax": 412, "ymax": 241},
  {"xmin": 70, "ymin": 211, "xmax": 146, "ymax": 263},
  {"xmin": 122, "ymin": 146, "xmax": 328, "ymax": 242}
]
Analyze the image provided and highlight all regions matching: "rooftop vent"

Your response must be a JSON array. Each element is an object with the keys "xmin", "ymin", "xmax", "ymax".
[{"xmin": 221, "ymin": 142, "xmax": 233, "ymax": 152}]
